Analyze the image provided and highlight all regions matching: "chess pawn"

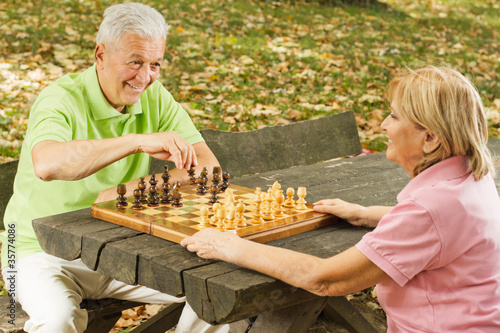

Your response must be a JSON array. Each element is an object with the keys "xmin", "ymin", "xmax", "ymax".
[
  {"xmin": 224, "ymin": 188, "xmax": 234, "ymax": 208},
  {"xmin": 220, "ymin": 171, "xmax": 230, "ymax": 192},
  {"xmin": 148, "ymin": 184, "xmax": 159, "ymax": 207},
  {"xmin": 283, "ymin": 187, "xmax": 295, "ymax": 208},
  {"xmin": 199, "ymin": 206, "xmax": 210, "ymax": 228},
  {"xmin": 208, "ymin": 183, "xmax": 220, "ymax": 205},
  {"xmin": 252, "ymin": 192, "xmax": 264, "ymax": 224},
  {"xmin": 235, "ymin": 199, "xmax": 246, "ymax": 227},
  {"xmin": 274, "ymin": 190, "xmax": 285, "ymax": 217},
  {"xmin": 216, "ymin": 205, "xmax": 226, "ymax": 228},
  {"xmin": 116, "ymin": 184, "xmax": 128, "ymax": 209},
  {"xmin": 138, "ymin": 177, "xmax": 148, "ymax": 204},
  {"xmin": 211, "ymin": 203, "xmax": 221, "ymax": 225},
  {"xmin": 262, "ymin": 190, "xmax": 275, "ymax": 220},
  {"xmin": 295, "ymin": 186, "xmax": 308, "ymax": 210},
  {"xmin": 131, "ymin": 189, "xmax": 144, "ymax": 210},
  {"xmin": 212, "ymin": 166, "xmax": 222, "ymax": 187},
  {"xmin": 161, "ymin": 181, "xmax": 172, "ymax": 204}
]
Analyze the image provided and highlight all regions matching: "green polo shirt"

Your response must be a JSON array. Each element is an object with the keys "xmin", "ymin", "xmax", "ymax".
[{"xmin": 0, "ymin": 65, "xmax": 203, "ymax": 268}]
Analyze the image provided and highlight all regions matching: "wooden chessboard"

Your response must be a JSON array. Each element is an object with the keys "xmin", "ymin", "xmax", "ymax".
[{"xmin": 91, "ymin": 184, "xmax": 338, "ymax": 244}]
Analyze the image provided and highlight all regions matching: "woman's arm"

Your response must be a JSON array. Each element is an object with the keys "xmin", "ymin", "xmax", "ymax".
[
  {"xmin": 314, "ymin": 199, "xmax": 392, "ymax": 228},
  {"xmin": 181, "ymin": 228, "xmax": 389, "ymax": 297}
]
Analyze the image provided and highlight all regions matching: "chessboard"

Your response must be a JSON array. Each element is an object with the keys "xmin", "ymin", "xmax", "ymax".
[{"xmin": 91, "ymin": 175, "xmax": 338, "ymax": 244}]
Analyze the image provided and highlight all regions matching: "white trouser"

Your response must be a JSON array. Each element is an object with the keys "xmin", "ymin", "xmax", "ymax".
[{"xmin": 3, "ymin": 252, "xmax": 228, "ymax": 333}]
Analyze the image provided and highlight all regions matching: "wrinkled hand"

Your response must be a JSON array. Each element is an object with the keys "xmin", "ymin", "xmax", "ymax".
[
  {"xmin": 313, "ymin": 199, "xmax": 368, "ymax": 227},
  {"xmin": 181, "ymin": 228, "xmax": 239, "ymax": 261},
  {"xmin": 138, "ymin": 131, "xmax": 197, "ymax": 170}
]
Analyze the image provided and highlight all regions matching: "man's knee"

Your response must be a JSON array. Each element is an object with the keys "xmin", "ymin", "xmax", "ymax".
[{"xmin": 24, "ymin": 306, "xmax": 88, "ymax": 333}]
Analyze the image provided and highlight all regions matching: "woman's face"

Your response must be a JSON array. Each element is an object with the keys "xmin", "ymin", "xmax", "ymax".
[{"xmin": 381, "ymin": 104, "xmax": 428, "ymax": 176}]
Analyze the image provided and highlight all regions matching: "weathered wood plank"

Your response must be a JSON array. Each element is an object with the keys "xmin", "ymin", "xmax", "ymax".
[
  {"xmin": 96, "ymin": 234, "xmax": 176, "ymax": 285},
  {"xmin": 139, "ymin": 248, "xmax": 213, "ymax": 297},
  {"xmin": 32, "ymin": 208, "xmax": 120, "ymax": 260},
  {"xmin": 82, "ymin": 226, "xmax": 144, "ymax": 271}
]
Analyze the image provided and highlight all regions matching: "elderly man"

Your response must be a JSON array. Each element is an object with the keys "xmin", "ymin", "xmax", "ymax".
[{"xmin": 0, "ymin": 3, "xmax": 227, "ymax": 333}]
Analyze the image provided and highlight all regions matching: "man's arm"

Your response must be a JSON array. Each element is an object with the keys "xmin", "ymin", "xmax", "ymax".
[
  {"xmin": 94, "ymin": 141, "xmax": 219, "ymax": 203},
  {"xmin": 32, "ymin": 131, "xmax": 198, "ymax": 182}
]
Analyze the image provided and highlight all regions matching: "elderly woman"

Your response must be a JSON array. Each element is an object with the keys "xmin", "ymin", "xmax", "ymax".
[{"xmin": 182, "ymin": 67, "xmax": 500, "ymax": 332}]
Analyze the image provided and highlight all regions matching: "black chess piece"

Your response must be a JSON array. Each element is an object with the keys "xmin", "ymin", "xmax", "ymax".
[
  {"xmin": 131, "ymin": 189, "xmax": 144, "ymax": 210},
  {"xmin": 220, "ymin": 171, "xmax": 230, "ymax": 192},
  {"xmin": 148, "ymin": 175, "xmax": 159, "ymax": 207},
  {"xmin": 162, "ymin": 165, "xmax": 171, "ymax": 184},
  {"xmin": 161, "ymin": 181, "xmax": 172, "ymax": 204},
  {"xmin": 197, "ymin": 176, "xmax": 208, "ymax": 195},
  {"xmin": 188, "ymin": 165, "xmax": 197, "ymax": 185},
  {"xmin": 212, "ymin": 166, "xmax": 222, "ymax": 188},
  {"xmin": 116, "ymin": 184, "xmax": 128, "ymax": 209},
  {"xmin": 138, "ymin": 177, "xmax": 148, "ymax": 204},
  {"xmin": 208, "ymin": 183, "xmax": 220, "ymax": 205},
  {"xmin": 171, "ymin": 181, "xmax": 183, "ymax": 207}
]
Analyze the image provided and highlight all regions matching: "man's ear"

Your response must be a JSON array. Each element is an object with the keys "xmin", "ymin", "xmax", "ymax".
[
  {"xmin": 95, "ymin": 44, "xmax": 106, "ymax": 70},
  {"xmin": 423, "ymin": 131, "xmax": 440, "ymax": 154}
]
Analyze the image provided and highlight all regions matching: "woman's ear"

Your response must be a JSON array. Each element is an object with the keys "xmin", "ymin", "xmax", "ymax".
[{"xmin": 423, "ymin": 131, "xmax": 440, "ymax": 154}]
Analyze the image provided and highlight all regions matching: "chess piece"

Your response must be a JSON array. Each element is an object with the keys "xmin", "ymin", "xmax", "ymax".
[
  {"xmin": 160, "ymin": 181, "xmax": 172, "ymax": 204},
  {"xmin": 138, "ymin": 177, "xmax": 148, "ymax": 204},
  {"xmin": 235, "ymin": 199, "xmax": 246, "ymax": 227},
  {"xmin": 209, "ymin": 183, "xmax": 220, "ymax": 205},
  {"xmin": 162, "ymin": 165, "xmax": 171, "ymax": 184},
  {"xmin": 224, "ymin": 188, "xmax": 235, "ymax": 208},
  {"xmin": 262, "ymin": 190, "xmax": 275, "ymax": 220},
  {"xmin": 252, "ymin": 192, "xmax": 264, "ymax": 224},
  {"xmin": 295, "ymin": 186, "xmax": 308, "ymax": 210},
  {"xmin": 148, "ymin": 175, "xmax": 159, "ymax": 207},
  {"xmin": 116, "ymin": 184, "xmax": 128, "ymax": 208},
  {"xmin": 216, "ymin": 205, "xmax": 226, "ymax": 228},
  {"xmin": 271, "ymin": 181, "xmax": 281, "ymax": 197},
  {"xmin": 187, "ymin": 165, "xmax": 197, "ymax": 185},
  {"xmin": 197, "ymin": 176, "xmax": 208, "ymax": 195},
  {"xmin": 225, "ymin": 204, "xmax": 236, "ymax": 229},
  {"xmin": 283, "ymin": 187, "xmax": 295, "ymax": 208},
  {"xmin": 131, "ymin": 189, "xmax": 144, "ymax": 210},
  {"xmin": 274, "ymin": 190, "xmax": 285, "ymax": 217},
  {"xmin": 171, "ymin": 181, "xmax": 183, "ymax": 207},
  {"xmin": 212, "ymin": 166, "xmax": 222, "ymax": 188},
  {"xmin": 211, "ymin": 203, "xmax": 221, "ymax": 225},
  {"xmin": 199, "ymin": 206, "xmax": 210, "ymax": 227},
  {"xmin": 220, "ymin": 171, "xmax": 230, "ymax": 192}
]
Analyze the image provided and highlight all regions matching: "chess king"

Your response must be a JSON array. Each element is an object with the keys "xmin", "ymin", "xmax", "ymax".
[{"xmin": 0, "ymin": 3, "xmax": 226, "ymax": 333}]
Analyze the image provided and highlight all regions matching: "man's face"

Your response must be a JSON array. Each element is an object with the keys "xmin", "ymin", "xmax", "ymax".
[{"xmin": 95, "ymin": 33, "xmax": 165, "ymax": 112}]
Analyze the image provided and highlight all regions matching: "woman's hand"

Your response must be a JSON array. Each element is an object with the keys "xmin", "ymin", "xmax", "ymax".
[
  {"xmin": 181, "ymin": 228, "xmax": 240, "ymax": 261},
  {"xmin": 314, "ymin": 199, "xmax": 391, "ymax": 228}
]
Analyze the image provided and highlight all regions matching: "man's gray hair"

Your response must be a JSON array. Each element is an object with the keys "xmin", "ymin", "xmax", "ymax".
[{"xmin": 96, "ymin": 2, "xmax": 170, "ymax": 51}]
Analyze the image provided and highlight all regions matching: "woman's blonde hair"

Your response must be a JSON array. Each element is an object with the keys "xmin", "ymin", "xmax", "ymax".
[{"xmin": 387, "ymin": 66, "xmax": 495, "ymax": 180}]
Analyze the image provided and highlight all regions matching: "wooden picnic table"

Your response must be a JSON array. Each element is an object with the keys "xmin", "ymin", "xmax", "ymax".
[{"xmin": 32, "ymin": 138, "xmax": 500, "ymax": 332}]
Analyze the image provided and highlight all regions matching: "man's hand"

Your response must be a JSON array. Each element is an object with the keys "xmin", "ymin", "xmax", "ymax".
[{"xmin": 137, "ymin": 131, "xmax": 197, "ymax": 170}]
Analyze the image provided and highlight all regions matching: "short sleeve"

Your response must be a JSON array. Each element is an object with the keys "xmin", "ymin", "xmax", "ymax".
[
  {"xmin": 356, "ymin": 202, "xmax": 442, "ymax": 286},
  {"xmin": 25, "ymin": 97, "xmax": 74, "ymax": 150}
]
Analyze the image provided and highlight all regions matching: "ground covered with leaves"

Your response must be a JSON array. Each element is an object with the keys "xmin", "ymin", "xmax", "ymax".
[{"xmin": 1, "ymin": 0, "xmax": 499, "ymax": 162}]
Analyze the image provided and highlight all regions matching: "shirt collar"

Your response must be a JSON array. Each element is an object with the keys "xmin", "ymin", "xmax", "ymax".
[
  {"xmin": 84, "ymin": 64, "xmax": 143, "ymax": 120},
  {"xmin": 397, "ymin": 156, "xmax": 470, "ymax": 202}
]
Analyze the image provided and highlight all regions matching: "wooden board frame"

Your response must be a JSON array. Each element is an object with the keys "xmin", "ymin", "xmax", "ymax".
[{"xmin": 92, "ymin": 184, "xmax": 338, "ymax": 244}]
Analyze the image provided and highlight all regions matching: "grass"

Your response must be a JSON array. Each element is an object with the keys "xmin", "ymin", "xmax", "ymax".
[{"xmin": 0, "ymin": 0, "xmax": 499, "ymax": 162}]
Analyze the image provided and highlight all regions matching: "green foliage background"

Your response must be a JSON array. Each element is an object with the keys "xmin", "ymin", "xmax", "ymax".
[{"xmin": 0, "ymin": 0, "xmax": 499, "ymax": 161}]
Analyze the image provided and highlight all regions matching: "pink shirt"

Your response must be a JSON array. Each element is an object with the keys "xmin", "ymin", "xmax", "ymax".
[{"xmin": 356, "ymin": 156, "xmax": 500, "ymax": 332}]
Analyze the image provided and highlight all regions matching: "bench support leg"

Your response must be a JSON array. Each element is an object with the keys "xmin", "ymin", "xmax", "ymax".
[
  {"xmin": 246, "ymin": 297, "xmax": 327, "ymax": 333},
  {"xmin": 322, "ymin": 296, "xmax": 378, "ymax": 333}
]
